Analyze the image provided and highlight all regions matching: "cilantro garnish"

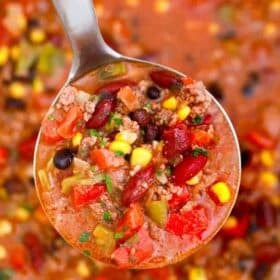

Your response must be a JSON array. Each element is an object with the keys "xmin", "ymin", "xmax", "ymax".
[
  {"xmin": 79, "ymin": 232, "xmax": 90, "ymax": 243},
  {"xmin": 88, "ymin": 129, "xmax": 101, "ymax": 138},
  {"xmin": 104, "ymin": 174, "xmax": 113, "ymax": 194},
  {"xmin": 114, "ymin": 232, "xmax": 124, "ymax": 239},
  {"xmin": 83, "ymin": 250, "xmax": 91, "ymax": 257},
  {"xmin": 192, "ymin": 115, "xmax": 203, "ymax": 125},
  {"xmin": 99, "ymin": 139, "xmax": 108, "ymax": 147},
  {"xmin": 144, "ymin": 103, "xmax": 151, "ymax": 110},
  {"xmin": 103, "ymin": 211, "xmax": 112, "ymax": 222},
  {"xmin": 166, "ymin": 167, "xmax": 172, "ymax": 176},
  {"xmin": 193, "ymin": 147, "xmax": 208, "ymax": 157},
  {"xmin": 156, "ymin": 170, "xmax": 163, "ymax": 176},
  {"xmin": 115, "ymin": 151, "xmax": 125, "ymax": 157}
]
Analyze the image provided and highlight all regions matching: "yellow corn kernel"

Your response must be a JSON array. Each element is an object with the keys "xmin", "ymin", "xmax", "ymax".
[
  {"xmin": 186, "ymin": 172, "xmax": 201, "ymax": 185},
  {"xmin": 223, "ymin": 216, "xmax": 238, "ymax": 229},
  {"xmin": 189, "ymin": 266, "xmax": 207, "ymax": 280},
  {"xmin": 29, "ymin": 28, "xmax": 46, "ymax": 44},
  {"xmin": 9, "ymin": 82, "xmax": 26, "ymax": 99},
  {"xmin": 10, "ymin": 45, "xmax": 21, "ymax": 61},
  {"xmin": 115, "ymin": 131, "xmax": 137, "ymax": 144},
  {"xmin": 208, "ymin": 22, "xmax": 220, "ymax": 35},
  {"xmin": 131, "ymin": 147, "xmax": 152, "ymax": 167},
  {"xmin": 209, "ymin": 182, "xmax": 232, "ymax": 204},
  {"xmin": 270, "ymin": 0, "xmax": 280, "ymax": 12},
  {"xmin": 14, "ymin": 207, "xmax": 30, "ymax": 222},
  {"xmin": 0, "ymin": 245, "xmax": 7, "ymax": 260},
  {"xmin": 32, "ymin": 78, "xmax": 44, "ymax": 94},
  {"xmin": 264, "ymin": 22, "xmax": 277, "ymax": 37},
  {"xmin": 76, "ymin": 260, "xmax": 91, "ymax": 278},
  {"xmin": 126, "ymin": 0, "xmax": 139, "ymax": 6},
  {"xmin": 177, "ymin": 105, "xmax": 191, "ymax": 121},
  {"xmin": 0, "ymin": 46, "xmax": 9, "ymax": 66},
  {"xmin": 109, "ymin": 141, "xmax": 132, "ymax": 155},
  {"xmin": 154, "ymin": 0, "xmax": 170, "ymax": 13},
  {"xmin": 72, "ymin": 132, "xmax": 83, "ymax": 147},
  {"xmin": 18, "ymin": 15, "xmax": 27, "ymax": 31},
  {"xmin": 259, "ymin": 171, "xmax": 278, "ymax": 188},
  {"xmin": 0, "ymin": 220, "xmax": 12, "ymax": 236},
  {"xmin": 162, "ymin": 96, "xmax": 178, "ymax": 111},
  {"xmin": 260, "ymin": 150, "xmax": 274, "ymax": 167}
]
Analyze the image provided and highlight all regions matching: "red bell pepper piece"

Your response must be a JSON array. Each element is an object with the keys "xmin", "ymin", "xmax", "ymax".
[
  {"xmin": 23, "ymin": 232, "xmax": 45, "ymax": 272},
  {"xmin": 73, "ymin": 184, "xmax": 106, "ymax": 207},
  {"xmin": 111, "ymin": 227, "xmax": 153, "ymax": 268},
  {"xmin": 18, "ymin": 133, "xmax": 38, "ymax": 160},
  {"xmin": 95, "ymin": 80, "xmax": 136, "ymax": 95},
  {"xmin": 150, "ymin": 70, "xmax": 181, "ymax": 88},
  {"xmin": 163, "ymin": 123, "xmax": 191, "ymax": 159},
  {"xmin": 122, "ymin": 165, "xmax": 155, "ymax": 206},
  {"xmin": 86, "ymin": 96, "xmax": 116, "ymax": 129},
  {"xmin": 173, "ymin": 154, "xmax": 208, "ymax": 185},
  {"xmin": 41, "ymin": 119, "xmax": 63, "ymax": 144},
  {"xmin": 115, "ymin": 203, "xmax": 144, "ymax": 242},
  {"xmin": 9, "ymin": 245, "xmax": 27, "ymax": 271},
  {"xmin": 168, "ymin": 186, "xmax": 190, "ymax": 212},
  {"xmin": 245, "ymin": 131, "xmax": 275, "ymax": 149},
  {"xmin": 0, "ymin": 147, "xmax": 8, "ymax": 166},
  {"xmin": 166, "ymin": 205, "xmax": 208, "ymax": 237},
  {"xmin": 190, "ymin": 129, "xmax": 212, "ymax": 147},
  {"xmin": 57, "ymin": 106, "xmax": 83, "ymax": 139}
]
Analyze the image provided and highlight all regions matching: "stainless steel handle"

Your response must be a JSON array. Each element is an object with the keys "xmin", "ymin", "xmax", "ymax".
[{"xmin": 52, "ymin": 0, "xmax": 122, "ymax": 81}]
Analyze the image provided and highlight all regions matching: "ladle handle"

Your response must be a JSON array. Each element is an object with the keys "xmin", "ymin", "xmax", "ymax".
[{"xmin": 52, "ymin": 0, "xmax": 121, "ymax": 81}]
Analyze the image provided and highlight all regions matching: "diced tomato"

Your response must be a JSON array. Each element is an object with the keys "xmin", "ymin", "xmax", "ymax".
[
  {"xmin": 41, "ymin": 119, "xmax": 63, "ymax": 144},
  {"xmin": 111, "ymin": 227, "xmax": 153, "ymax": 268},
  {"xmin": 95, "ymin": 80, "xmax": 137, "ymax": 95},
  {"xmin": 191, "ymin": 129, "xmax": 212, "ymax": 146},
  {"xmin": 173, "ymin": 154, "xmax": 208, "ymax": 185},
  {"xmin": 23, "ymin": 232, "xmax": 44, "ymax": 272},
  {"xmin": 166, "ymin": 205, "xmax": 208, "ymax": 237},
  {"xmin": 122, "ymin": 165, "xmax": 155, "ymax": 206},
  {"xmin": 73, "ymin": 184, "xmax": 106, "ymax": 207},
  {"xmin": 18, "ymin": 133, "xmax": 38, "ymax": 160},
  {"xmin": 150, "ymin": 70, "xmax": 181, "ymax": 88},
  {"xmin": 163, "ymin": 122, "xmax": 191, "ymax": 159},
  {"xmin": 182, "ymin": 76, "xmax": 195, "ymax": 86},
  {"xmin": 202, "ymin": 114, "xmax": 213, "ymax": 125},
  {"xmin": 90, "ymin": 149, "xmax": 125, "ymax": 170},
  {"xmin": 0, "ymin": 147, "xmax": 9, "ymax": 166},
  {"xmin": 86, "ymin": 96, "xmax": 116, "ymax": 129},
  {"xmin": 245, "ymin": 131, "xmax": 275, "ymax": 149},
  {"xmin": 115, "ymin": 203, "xmax": 144, "ymax": 242},
  {"xmin": 57, "ymin": 106, "xmax": 83, "ymax": 139},
  {"xmin": 168, "ymin": 186, "xmax": 190, "ymax": 212},
  {"xmin": 9, "ymin": 245, "xmax": 27, "ymax": 271}
]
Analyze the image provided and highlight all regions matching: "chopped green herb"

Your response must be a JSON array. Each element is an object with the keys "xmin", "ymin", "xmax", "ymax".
[
  {"xmin": 83, "ymin": 250, "xmax": 91, "ymax": 257},
  {"xmin": 88, "ymin": 129, "xmax": 102, "ymax": 138},
  {"xmin": 114, "ymin": 117, "xmax": 122, "ymax": 127},
  {"xmin": 0, "ymin": 268, "xmax": 14, "ymax": 280},
  {"xmin": 156, "ymin": 170, "xmax": 163, "ymax": 176},
  {"xmin": 103, "ymin": 211, "xmax": 112, "ymax": 222},
  {"xmin": 166, "ymin": 167, "xmax": 172, "ymax": 176},
  {"xmin": 47, "ymin": 115, "xmax": 55, "ymax": 121},
  {"xmin": 104, "ymin": 174, "xmax": 113, "ymax": 194},
  {"xmin": 193, "ymin": 147, "xmax": 208, "ymax": 157},
  {"xmin": 79, "ymin": 232, "xmax": 90, "ymax": 243},
  {"xmin": 140, "ymin": 129, "xmax": 145, "ymax": 136},
  {"xmin": 170, "ymin": 80, "xmax": 183, "ymax": 91},
  {"xmin": 192, "ymin": 115, "xmax": 203, "ymax": 125},
  {"xmin": 114, "ymin": 232, "xmax": 124, "ymax": 239},
  {"xmin": 99, "ymin": 139, "xmax": 108, "ymax": 148},
  {"xmin": 115, "ymin": 151, "xmax": 125, "ymax": 157},
  {"xmin": 144, "ymin": 103, "xmax": 152, "ymax": 110}
]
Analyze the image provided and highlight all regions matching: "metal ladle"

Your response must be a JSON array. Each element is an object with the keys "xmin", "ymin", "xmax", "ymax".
[{"xmin": 34, "ymin": 0, "xmax": 241, "ymax": 268}]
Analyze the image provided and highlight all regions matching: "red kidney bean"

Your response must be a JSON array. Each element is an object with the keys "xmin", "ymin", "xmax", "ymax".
[
  {"xmin": 173, "ymin": 154, "xmax": 208, "ymax": 185},
  {"xmin": 130, "ymin": 109, "xmax": 151, "ymax": 127},
  {"xmin": 122, "ymin": 165, "xmax": 155, "ymax": 206},
  {"xmin": 163, "ymin": 123, "xmax": 191, "ymax": 159},
  {"xmin": 86, "ymin": 95, "xmax": 116, "ymax": 129},
  {"xmin": 95, "ymin": 80, "xmax": 137, "ymax": 95},
  {"xmin": 144, "ymin": 124, "xmax": 160, "ymax": 142},
  {"xmin": 255, "ymin": 243, "xmax": 280, "ymax": 264},
  {"xmin": 23, "ymin": 232, "xmax": 45, "ymax": 271},
  {"xmin": 150, "ymin": 70, "xmax": 181, "ymax": 88}
]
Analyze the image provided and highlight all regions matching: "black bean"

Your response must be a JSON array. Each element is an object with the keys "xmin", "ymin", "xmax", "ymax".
[
  {"xmin": 144, "ymin": 124, "xmax": 159, "ymax": 142},
  {"xmin": 242, "ymin": 71, "xmax": 260, "ymax": 97},
  {"xmin": 53, "ymin": 149, "xmax": 74, "ymax": 170},
  {"xmin": 5, "ymin": 97, "xmax": 26, "ymax": 110},
  {"xmin": 207, "ymin": 81, "xmax": 224, "ymax": 101},
  {"xmin": 130, "ymin": 109, "xmax": 151, "ymax": 127},
  {"xmin": 241, "ymin": 149, "xmax": 252, "ymax": 167},
  {"xmin": 146, "ymin": 86, "xmax": 161, "ymax": 100}
]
